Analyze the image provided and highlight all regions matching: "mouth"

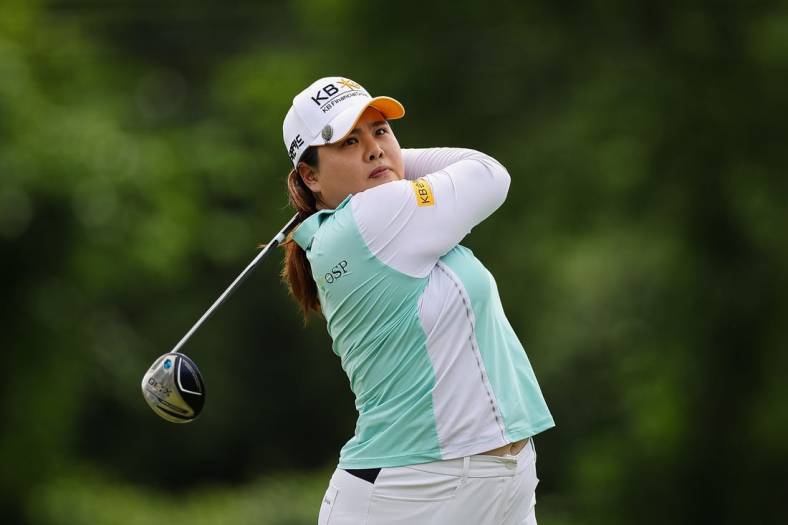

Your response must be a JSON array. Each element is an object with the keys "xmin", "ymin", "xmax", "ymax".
[{"xmin": 368, "ymin": 166, "xmax": 390, "ymax": 179}]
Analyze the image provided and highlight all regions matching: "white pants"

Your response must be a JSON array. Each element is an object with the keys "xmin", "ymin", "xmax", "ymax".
[{"xmin": 318, "ymin": 438, "xmax": 539, "ymax": 524}]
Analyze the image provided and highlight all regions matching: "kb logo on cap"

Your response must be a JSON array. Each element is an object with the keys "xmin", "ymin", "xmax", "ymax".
[{"xmin": 310, "ymin": 78, "xmax": 363, "ymax": 108}]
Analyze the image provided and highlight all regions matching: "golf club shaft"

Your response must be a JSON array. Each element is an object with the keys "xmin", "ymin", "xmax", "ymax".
[{"xmin": 171, "ymin": 213, "xmax": 301, "ymax": 354}]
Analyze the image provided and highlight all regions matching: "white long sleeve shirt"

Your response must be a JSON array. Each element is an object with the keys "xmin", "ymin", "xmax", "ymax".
[{"xmin": 292, "ymin": 147, "xmax": 555, "ymax": 469}]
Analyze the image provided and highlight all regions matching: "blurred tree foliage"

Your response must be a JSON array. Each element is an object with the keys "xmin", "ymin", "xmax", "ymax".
[{"xmin": 1, "ymin": 0, "xmax": 786, "ymax": 524}]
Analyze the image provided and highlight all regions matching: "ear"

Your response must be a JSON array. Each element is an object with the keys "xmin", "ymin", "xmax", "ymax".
[{"xmin": 297, "ymin": 162, "xmax": 321, "ymax": 193}]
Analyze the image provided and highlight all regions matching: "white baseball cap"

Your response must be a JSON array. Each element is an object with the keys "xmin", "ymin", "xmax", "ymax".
[{"xmin": 283, "ymin": 76, "xmax": 405, "ymax": 167}]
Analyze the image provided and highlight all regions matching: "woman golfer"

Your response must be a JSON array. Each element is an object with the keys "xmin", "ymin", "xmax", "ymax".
[{"xmin": 281, "ymin": 77, "xmax": 555, "ymax": 524}]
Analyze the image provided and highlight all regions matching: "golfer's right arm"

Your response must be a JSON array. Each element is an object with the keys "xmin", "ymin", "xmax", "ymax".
[{"xmin": 350, "ymin": 147, "xmax": 510, "ymax": 277}]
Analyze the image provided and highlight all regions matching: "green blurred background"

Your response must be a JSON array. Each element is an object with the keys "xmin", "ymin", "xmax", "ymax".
[{"xmin": 2, "ymin": 0, "xmax": 786, "ymax": 523}]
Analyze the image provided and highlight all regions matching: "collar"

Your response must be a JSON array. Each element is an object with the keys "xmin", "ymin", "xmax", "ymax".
[{"xmin": 292, "ymin": 194, "xmax": 352, "ymax": 250}]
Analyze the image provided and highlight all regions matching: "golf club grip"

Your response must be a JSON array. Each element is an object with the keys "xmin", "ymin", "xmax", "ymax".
[{"xmin": 170, "ymin": 213, "xmax": 301, "ymax": 354}]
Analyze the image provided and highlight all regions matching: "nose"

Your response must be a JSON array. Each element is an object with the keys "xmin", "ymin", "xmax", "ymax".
[
  {"xmin": 368, "ymin": 149, "xmax": 383, "ymax": 161},
  {"xmin": 363, "ymin": 135, "xmax": 384, "ymax": 161}
]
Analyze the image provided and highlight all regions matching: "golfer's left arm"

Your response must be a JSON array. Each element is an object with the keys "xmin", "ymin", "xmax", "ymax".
[{"xmin": 350, "ymin": 147, "xmax": 510, "ymax": 277}]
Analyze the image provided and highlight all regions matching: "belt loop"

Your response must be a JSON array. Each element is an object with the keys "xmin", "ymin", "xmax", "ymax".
[{"xmin": 462, "ymin": 455, "xmax": 470, "ymax": 480}]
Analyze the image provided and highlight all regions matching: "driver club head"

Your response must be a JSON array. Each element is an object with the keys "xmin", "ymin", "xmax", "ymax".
[{"xmin": 141, "ymin": 352, "xmax": 205, "ymax": 423}]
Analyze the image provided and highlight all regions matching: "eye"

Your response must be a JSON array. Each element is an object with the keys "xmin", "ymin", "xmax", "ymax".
[
  {"xmin": 344, "ymin": 137, "xmax": 358, "ymax": 146},
  {"xmin": 375, "ymin": 126, "xmax": 389, "ymax": 135}
]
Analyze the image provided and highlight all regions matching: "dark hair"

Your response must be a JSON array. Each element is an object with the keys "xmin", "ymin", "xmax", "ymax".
[{"xmin": 282, "ymin": 146, "xmax": 321, "ymax": 321}]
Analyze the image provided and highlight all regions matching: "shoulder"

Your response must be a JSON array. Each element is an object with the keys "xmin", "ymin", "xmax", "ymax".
[
  {"xmin": 309, "ymin": 203, "xmax": 365, "ymax": 255},
  {"xmin": 351, "ymin": 179, "xmax": 414, "ymax": 208},
  {"xmin": 349, "ymin": 180, "xmax": 421, "ymax": 237},
  {"xmin": 350, "ymin": 178, "xmax": 435, "ymax": 221}
]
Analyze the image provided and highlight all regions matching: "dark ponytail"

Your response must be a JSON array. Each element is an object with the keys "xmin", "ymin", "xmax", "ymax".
[{"xmin": 282, "ymin": 147, "xmax": 321, "ymax": 321}]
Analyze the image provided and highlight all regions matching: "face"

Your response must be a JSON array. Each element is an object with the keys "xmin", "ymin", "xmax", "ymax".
[{"xmin": 298, "ymin": 106, "xmax": 405, "ymax": 209}]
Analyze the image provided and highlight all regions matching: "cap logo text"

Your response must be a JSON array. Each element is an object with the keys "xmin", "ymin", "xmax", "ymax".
[
  {"xmin": 309, "ymin": 79, "xmax": 365, "ymax": 113},
  {"xmin": 288, "ymin": 134, "xmax": 304, "ymax": 161},
  {"xmin": 311, "ymin": 84, "xmax": 339, "ymax": 105}
]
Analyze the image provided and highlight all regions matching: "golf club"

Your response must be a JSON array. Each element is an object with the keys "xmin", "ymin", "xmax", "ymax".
[{"xmin": 141, "ymin": 213, "xmax": 301, "ymax": 423}]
